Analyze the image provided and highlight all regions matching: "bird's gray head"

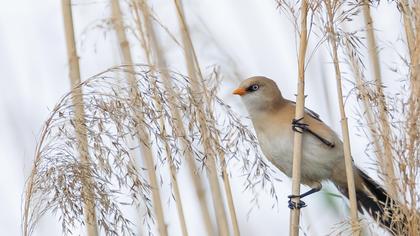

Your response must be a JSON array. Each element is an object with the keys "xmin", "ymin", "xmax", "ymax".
[{"xmin": 233, "ymin": 76, "xmax": 284, "ymax": 115}]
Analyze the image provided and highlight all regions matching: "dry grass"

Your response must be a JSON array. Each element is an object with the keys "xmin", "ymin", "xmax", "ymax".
[
  {"xmin": 23, "ymin": 0, "xmax": 419, "ymax": 235},
  {"xmin": 276, "ymin": 0, "xmax": 419, "ymax": 235},
  {"xmin": 129, "ymin": 0, "xmax": 216, "ymax": 234},
  {"xmin": 361, "ymin": 0, "xmax": 398, "ymax": 200},
  {"xmin": 173, "ymin": 1, "xmax": 238, "ymax": 235},
  {"xmin": 319, "ymin": 0, "xmax": 420, "ymax": 235},
  {"xmin": 61, "ymin": 1, "xmax": 98, "ymax": 235},
  {"xmin": 324, "ymin": 0, "xmax": 361, "ymax": 234},
  {"xmin": 111, "ymin": 1, "xmax": 170, "ymax": 235},
  {"xmin": 22, "ymin": 66, "xmax": 274, "ymax": 235}
]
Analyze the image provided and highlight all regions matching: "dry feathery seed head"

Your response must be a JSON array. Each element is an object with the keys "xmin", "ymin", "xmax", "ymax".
[{"xmin": 23, "ymin": 65, "xmax": 277, "ymax": 235}]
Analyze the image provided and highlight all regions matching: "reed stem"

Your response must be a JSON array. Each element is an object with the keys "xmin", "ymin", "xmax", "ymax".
[
  {"xmin": 61, "ymin": 1, "xmax": 99, "ymax": 235},
  {"xmin": 361, "ymin": 0, "xmax": 398, "ymax": 199},
  {"xmin": 133, "ymin": 0, "xmax": 215, "ymax": 234},
  {"xmin": 111, "ymin": 1, "xmax": 169, "ymax": 235},
  {"xmin": 325, "ymin": 1, "xmax": 360, "ymax": 234},
  {"xmin": 173, "ymin": 1, "xmax": 234, "ymax": 235},
  {"xmin": 289, "ymin": 1, "xmax": 309, "ymax": 235}
]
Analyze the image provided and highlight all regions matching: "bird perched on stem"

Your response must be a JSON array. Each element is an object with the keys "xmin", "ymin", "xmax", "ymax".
[{"xmin": 233, "ymin": 76, "xmax": 406, "ymax": 235}]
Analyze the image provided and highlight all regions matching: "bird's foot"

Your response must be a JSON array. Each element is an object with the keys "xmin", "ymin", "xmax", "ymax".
[
  {"xmin": 288, "ymin": 195, "xmax": 307, "ymax": 209},
  {"xmin": 291, "ymin": 117, "xmax": 308, "ymax": 133}
]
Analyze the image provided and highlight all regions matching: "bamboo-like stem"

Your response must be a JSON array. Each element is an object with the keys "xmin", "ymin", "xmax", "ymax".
[
  {"xmin": 361, "ymin": 0, "xmax": 398, "ymax": 199},
  {"xmin": 133, "ymin": 1, "xmax": 215, "ymax": 235},
  {"xmin": 408, "ymin": 6, "xmax": 420, "ymax": 231},
  {"xmin": 115, "ymin": 1, "xmax": 193, "ymax": 235},
  {"xmin": 344, "ymin": 40, "xmax": 384, "ymax": 168},
  {"xmin": 402, "ymin": 2, "xmax": 420, "ymax": 230},
  {"xmin": 61, "ymin": 1, "xmax": 98, "ymax": 235},
  {"xmin": 111, "ymin": 1, "xmax": 169, "ymax": 235},
  {"xmin": 173, "ymin": 1, "xmax": 234, "ymax": 235},
  {"xmin": 220, "ymin": 163, "xmax": 240, "ymax": 236},
  {"xmin": 289, "ymin": 1, "xmax": 308, "ymax": 235},
  {"xmin": 399, "ymin": 0, "xmax": 415, "ymax": 60},
  {"xmin": 325, "ymin": 1, "xmax": 360, "ymax": 235}
]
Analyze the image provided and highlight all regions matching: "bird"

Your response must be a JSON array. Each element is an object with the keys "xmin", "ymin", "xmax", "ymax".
[{"xmin": 233, "ymin": 76, "xmax": 405, "ymax": 235}]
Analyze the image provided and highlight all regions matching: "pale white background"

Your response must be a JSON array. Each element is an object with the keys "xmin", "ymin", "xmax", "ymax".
[{"xmin": 0, "ymin": 0, "xmax": 405, "ymax": 235}]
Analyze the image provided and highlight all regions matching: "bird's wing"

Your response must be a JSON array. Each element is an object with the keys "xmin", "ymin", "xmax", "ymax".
[
  {"xmin": 286, "ymin": 100, "xmax": 337, "ymax": 147},
  {"xmin": 288, "ymin": 101, "xmax": 322, "ymax": 122}
]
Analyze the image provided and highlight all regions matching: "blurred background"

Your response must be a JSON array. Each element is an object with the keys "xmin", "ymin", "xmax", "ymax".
[{"xmin": 0, "ymin": 0, "xmax": 413, "ymax": 235}]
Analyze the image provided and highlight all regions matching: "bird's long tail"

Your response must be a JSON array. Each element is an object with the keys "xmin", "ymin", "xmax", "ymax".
[{"xmin": 335, "ymin": 169, "xmax": 407, "ymax": 235}]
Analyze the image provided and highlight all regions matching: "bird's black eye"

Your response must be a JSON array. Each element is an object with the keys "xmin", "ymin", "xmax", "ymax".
[{"xmin": 247, "ymin": 84, "xmax": 260, "ymax": 92}]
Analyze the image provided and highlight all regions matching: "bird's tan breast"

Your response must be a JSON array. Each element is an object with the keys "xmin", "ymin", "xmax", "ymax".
[{"xmin": 253, "ymin": 110, "xmax": 295, "ymax": 176}]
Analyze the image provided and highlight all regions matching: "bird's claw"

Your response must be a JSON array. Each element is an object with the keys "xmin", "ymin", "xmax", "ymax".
[
  {"xmin": 292, "ymin": 117, "xmax": 308, "ymax": 133},
  {"xmin": 288, "ymin": 195, "xmax": 307, "ymax": 209}
]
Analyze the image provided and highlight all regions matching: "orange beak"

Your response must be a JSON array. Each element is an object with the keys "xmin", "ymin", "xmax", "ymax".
[{"xmin": 232, "ymin": 87, "xmax": 246, "ymax": 96}]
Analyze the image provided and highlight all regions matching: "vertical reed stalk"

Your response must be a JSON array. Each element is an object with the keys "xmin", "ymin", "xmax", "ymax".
[
  {"xmin": 344, "ymin": 40, "xmax": 384, "ymax": 168},
  {"xmin": 61, "ymin": 1, "xmax": 98, "ymax": 235},
  {"xmin": 399, "ymin": 0, "xmax": 415, "ymax": 60},
  {"xmin": 173, "ymin": 1, "xmax": 234, "ymax": 235},
  {"xmin": 325, "ymin": 1, "xmax": 360, "ymax": 234},
  {"xmin": 114, "ymin": 1, "xmax": 192, "ymax": 235},
  {"xmin": 111, "ymin": 1, "xmax": 169, "ymax": 235},
  {"xmin": 219, "ymin": 162, "xmax": 240, "ymax": 236},
  {"xmin": 289, "ymin": 1, "xmax": 308, "ymax": 235},
  {"xmin": 132, "ymin": 0, "xmax": 215, "ymax": 234},
  {"xmin": 401, "ymin": 2, "xmax": 419, "ymax": 231},
  {"xmin": 361, "ymin": 0, "xmax": 397, "ymax": 199}
]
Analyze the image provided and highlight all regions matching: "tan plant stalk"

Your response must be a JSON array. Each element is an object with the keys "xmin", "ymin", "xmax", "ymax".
[
  {"xmin": 289, "ymin": 1, "xmax": 309, "ymax": 235},
  {"xmin": 399, "ymin": 0, "xmax": 419, "ymax": 195},
  {"xmin": 218, "ymin": 162, "xmax": 239, "ymax": 236},
  {"xmin": 23, "ymin": 114, "xmax": 58, "ymax": 236},
  {"xmin": 361, "ymin": 0, "xmax": 398, "ymax": 199},
  {"xmin": 173, "ymin": 1, "xmax": 235, "ymax": 235},
  {"xmin": 401, "ymin": 1, "xmax": 420, "ymax": 232},
  {"xmin": 325, "ymin": 1, "xmax": 360, "ymax": 234},
  {"xmin": 118, "ymin": 1, "xmax": 191, "ymax": 234},
  {"xmin": 399, "ymin": 0, "xmax": 415, "ymax": 60},
  {"xmin": 408, "ymin": 10, "xmax": 419, "ymax": 232},
  {"xmin": 61, "ymin": 1, "xmax": 98, "ymax": 235},
  {"xmin": 111, "ymin": 1, "xmax": 170, "ymax": 235},
  {"xmin": 132, "ymin": 0, "xmax": 215, "ymax": 234},
  {"xmin": 344, "ymin": 39, "xmax": 384, "ymax": 170}
]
